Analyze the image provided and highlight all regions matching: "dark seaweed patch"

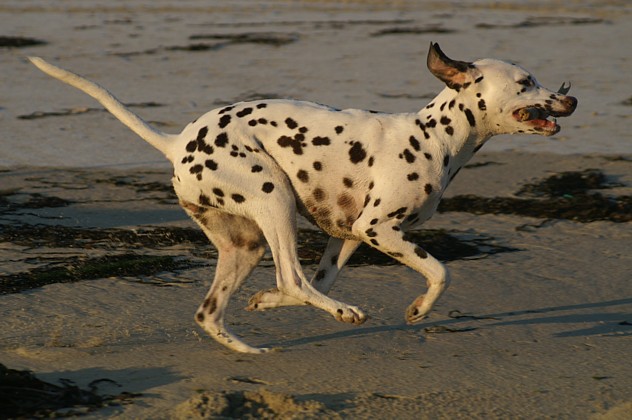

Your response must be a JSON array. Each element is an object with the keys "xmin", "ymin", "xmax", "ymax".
[
  {"xmin": 0, "ymin": 192, "xmax": 71, "ymax": 213},
  {"xmin": 0, "ymin": 36, "xmax": 47, "ymax": 48},
  {"xmin": 189, "ymin": 32, "xmax": 299, "ymax": 47},
  {"xmin": 371, "ymin": 26, "xmax": 456, "ymax": 37},
  {"xmin": 17, "ymin": 102, "xmax": 163, "ymax": 120},
  {"xmin": 0, "ymin": 223, "xmax": 512, "ymax": 294},
  {"xmin": 0, "ymin": 254, "xmax": 196, "ymax": 295},
  {"xmin": 0, "ymin": 224, "xmax": 206, "ymax": 249},
  {"xmin": 439, "ymin": 169, "xmax": 631, "ymax": 223},
  {"xmin": 117, "ymin": 33, "xmax": 298, "ymax": 56},
  {"xmin": 476, "ymin": 17, "xmax": 607, "ymax": 29},
  {"xmin": 0, "ymin": 363, "xmax": 137, "ymax": 418}
]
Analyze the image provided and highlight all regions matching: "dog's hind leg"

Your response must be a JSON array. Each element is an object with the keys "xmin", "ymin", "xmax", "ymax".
[
  {"xmin": 246, "ymin": 237, "xmax": 361, "ymax": 311},
  {"xmin": 185, "ymin": 205, "xmax": 268, "ymax": 353},
  {"xmin": 251, "ymin": 194, "xmax": 366, "ymax": 324}
]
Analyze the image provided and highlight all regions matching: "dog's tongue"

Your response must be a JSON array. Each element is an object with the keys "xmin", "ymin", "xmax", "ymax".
[{"xmin": 530, "ymin": 118, "xmax": 556, "ymax": 129}]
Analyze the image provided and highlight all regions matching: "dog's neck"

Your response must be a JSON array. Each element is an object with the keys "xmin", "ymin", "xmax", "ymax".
[{"xmin": 417, "ymin": 87, "xmax": 493, "ymax": 169}]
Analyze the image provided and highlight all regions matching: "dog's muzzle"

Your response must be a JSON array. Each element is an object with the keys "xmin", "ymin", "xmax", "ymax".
[{"xmin": 513, "ymin": 95, "xmax": 577, "ymax": 136}]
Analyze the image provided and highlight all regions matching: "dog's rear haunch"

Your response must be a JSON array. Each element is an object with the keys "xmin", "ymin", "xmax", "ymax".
[{"xmin": 29, "ymin": 43, "xmax": 576, "ymax": 353}]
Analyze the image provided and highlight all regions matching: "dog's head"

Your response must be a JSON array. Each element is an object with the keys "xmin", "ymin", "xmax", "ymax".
[{"xmin": 427, "ymin": 43, "xmax": 577, "ymax": 136}]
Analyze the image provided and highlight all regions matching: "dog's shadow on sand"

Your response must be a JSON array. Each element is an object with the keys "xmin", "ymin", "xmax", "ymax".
[{"xmin": 266, "ymin": 298, "xmax": 632, "ymax": 349}]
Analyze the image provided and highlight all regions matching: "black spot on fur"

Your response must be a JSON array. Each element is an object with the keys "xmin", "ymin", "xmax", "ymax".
[
  {"xmin": 196, "ymin": 312, "xmax": 205, "ymax": 322},
  {"xmin": 251, "ymin": 165, "xmax": 263, "ymax": 173},
  {"xmin": 387, "ymin": 207, "xmax": 407, "ymax": 218},
  {"xmin": 212, "ymin": 188, "xmax": 224, "ymax": 197},
  {"xmin": 208, "ymin": 298, "xmax": 217, "ymax": 315},
  {"xmin": 248, "ymin": 120, "xmax": 257, "ymax": 126},
  {"xmin": 219, "ymin": 114, "xmax": 231, "ymax": 128},
  {"xmin": 424, "ymin": 183, "xmax": 433, "ymax": 194},
  {"xmin": 403, "ymin": 149, "xmax": 416, "ymax": 163},
  {"xmin": 185, "ymin": 141, "xmax": 197, "ymax": 153},
  {"xmin": 368, "ymin": 156, "xmax": 374, "ymax": 167},
  {"xmin": 407, "ymin": 172, "xmax": 419, "ymax": 181},
  {"xmin": 409, "ymin": 135, "xmax": 421, "ymax": 151},
  {"xmin": 337, "ymin": 193, "xmax": 354, "ymax": 209},
  {"xmin": 343, "ymin": 177, "xmax": 354, "ymax": 188},
  {"xmin": 190, "ymin": 164, "xmax": 203, "ymax": 174},
  {"xmin": 262, "ymin": 182, "xmax": 275, "ymax": 193},
  {"xmin": 464, "ymin": 108, "xmax": 476, "ymax": 127},
  {"xmin": 231, "ymin": 194, "xmax": 245, "ymax": 203},
  {"xmin": 424, "ymin": 153, "xmax": 432, "ymax": 160},
  {"xmin": 312, "ymin": 136, "xmax": 331, "ymax": 146},
  {"xmin": 285, "ymin": 117, "xmax": 298, "ymax": 129},
  {"xmin": 448, "ymin": 99, "xmax": 456, "ymax": 109},
  {"xmin": 256, "ymin": 103, "xmax": 268, "ymax": 109},
  {"xmin": 349, "ymin": 142, "xmax": 367, "ymax": 164},
  {"xmin": 365, "ymin": 228, "xmax": 377, "ymax": 238},
  {"xmin": 258, "ymin": 118, "xmax": 268, "ymax": 124},
  {"xmin": 197, "ymin": 126, "xmax": 208, "ymax": 140},
  {"xmin": 335, "ymin": 125, "xmax": 344, "ymax": 134},
  {"xmin": 370, "ymin": 239, "xmax": 380, "ymax": 246},
  {"xmin": 297, "ymin": 169, "xmax": 309, "ymax": 183},
  {"xmin": 205, "ymin": 159, "xmax": 218, "ymax": 171},
  {"xmin": 236, "ymin": 107, "xmax": 253, "ymax": 118},
  {"xmin": 199, "ymin": 194, "xmax": 212, "ymax": 206},
  {"xmin": 313, "ymin": 161, "xmax": 322, "ymax": 171},
  {"xmin": 370, "ymin": 218, "xmax": 378, "ymax": 225},
  {"xmin": 313, "ymin": 188, "xmax": 325, "ymax": 201},
  {"xmin": 427, "ymin": 119, "xmax": 437, "ymax": 128},
  {"xmin": 277, "ymin": 135, "xmax": 304, "ymax": 155},
  {"xmin": 215, "ymin": 132, "xmax": 229, "ymax": 148},
  {"xmin": 440, "ymin": 116, "xmax": 451, "ymax": 125},
  {"xmin": 475, "ymin": 75, "xmax": 484, "ymax": 83},
  {"xmin": 478, "ymin": 99, "xmax": 487, "ymax": 111},
  {"xmin": 415, "ymin": 247, "xmax": 428, "ymax": 259},
  {"xmin": 443, "ymin": 154, "xmax": 450, "ymax": 167},
  {"xmin": 445, "ymin": 126, "xmax": 454, "ymax": 136}
]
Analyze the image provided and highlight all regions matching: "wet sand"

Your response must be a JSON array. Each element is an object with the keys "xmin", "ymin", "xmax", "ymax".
[{"xmin": 1, "ymin": 1, "xmax": 631, "ymax": 418}]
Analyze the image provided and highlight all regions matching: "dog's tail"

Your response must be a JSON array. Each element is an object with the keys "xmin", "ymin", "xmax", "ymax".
[{"xmin": 28, "ymin": 57, "xmax": 176, "ymax": 162}]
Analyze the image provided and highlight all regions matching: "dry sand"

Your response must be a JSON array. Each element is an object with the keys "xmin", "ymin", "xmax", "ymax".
[{"xmin": 1, "ymin": 0, "xmax": 631, "ymax": 418}]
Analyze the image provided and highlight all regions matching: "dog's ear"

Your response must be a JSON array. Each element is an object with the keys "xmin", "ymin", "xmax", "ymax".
[{"xmin": 427, "ymin": 43, "xmax": 477, "ymax": 90}]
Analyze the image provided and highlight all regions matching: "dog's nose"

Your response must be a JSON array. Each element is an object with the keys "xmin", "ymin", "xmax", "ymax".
[{"xmin": 564, "ymin": 96, "xmax": 578, "ymax": 112}]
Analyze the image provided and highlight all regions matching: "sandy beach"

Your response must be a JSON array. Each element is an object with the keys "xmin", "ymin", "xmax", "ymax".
[{"xmin": 1, "ymin": 1, "xmax": 631, "ymax": 418}]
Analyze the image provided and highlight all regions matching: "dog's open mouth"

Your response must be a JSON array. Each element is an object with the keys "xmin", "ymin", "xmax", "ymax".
[{"xmin": 513, "ymin": 106, "xmax": 562, "ymax": 135}]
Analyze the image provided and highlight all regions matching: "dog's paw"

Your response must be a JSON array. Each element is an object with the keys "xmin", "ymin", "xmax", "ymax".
[
  {"xmin": 405, "ymin": 295, "xmax": 433, "ymax": 324},
  {"xmin": 334, "ymin": 305, "xmax": 368, "ymax": 325},
  {"xmin": 246, "ymin": 288, "xmax": 304, "ymax": 311}
]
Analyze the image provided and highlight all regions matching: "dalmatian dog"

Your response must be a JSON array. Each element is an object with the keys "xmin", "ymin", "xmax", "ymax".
[{"xmin": 29, "ymin": 43, "xmax": 577, "ymax": 353}]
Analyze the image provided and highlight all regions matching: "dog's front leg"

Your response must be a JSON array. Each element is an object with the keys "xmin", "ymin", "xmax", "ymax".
[{"xmin": 353, "ymin": 219, "xmax": 451, "ymax": 324}]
